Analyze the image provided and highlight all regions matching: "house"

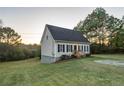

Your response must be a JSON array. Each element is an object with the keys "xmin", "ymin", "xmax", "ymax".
[{"xmin": 41, "ymin": 24, "xmax": 90, "ymax": 63}]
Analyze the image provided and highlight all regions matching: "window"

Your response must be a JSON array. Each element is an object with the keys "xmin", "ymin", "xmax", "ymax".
[
  {"xmin": 78, "ymin": 45, "xmax": 81, "ymax": 51},
  {"xmin": 87, "ymin": 45, "xmax": 89, "ymax": 52},
  {"xmin": 82, "ymin": 45, "xmax": 84, "ymax": 52},
  {"xmin": 69, "ymin": 45, "xmax": 71, "ymax": 52},
  {"xmin": 86, "ymin": 45, "xmax": 87, "ymax": 52},
  {"xmin": 58, "ymin": 44, "xmax": 66, "ymax": 52},
  {"xmin": 71, "ymin": 45, "xmax": 72, "ymax": 52},
  {"xmin": 68, "ymin": 45, "xmax": 70, "ymax": 52},
  {"xmin": 61, "ymin": 45, "xmax": 63, "ymax": 52},
  {"xmin": 66, "ymin": 45, "xmax": 68, "ymax": 52},
  {"xmin": 74, "ymin": 45, "xmax": 77, "ymax": 51},
  {"xmin": 66, "ymin": 45, "xmax": 72, "ymax": 52}
]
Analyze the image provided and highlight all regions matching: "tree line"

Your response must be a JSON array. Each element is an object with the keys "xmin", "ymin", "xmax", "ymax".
[
  {"xmin": 0, "ymin": 20, "xmax": 40, "ymax": 62},
  {"xmin": 74, "ymin": 7, "xmax": 124, "ymax": 54}
]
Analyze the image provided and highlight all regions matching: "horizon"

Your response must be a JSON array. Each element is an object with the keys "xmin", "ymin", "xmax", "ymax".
[{"xmin": 0, "ymin": 7, "xmax": 124, "ymax": 44}]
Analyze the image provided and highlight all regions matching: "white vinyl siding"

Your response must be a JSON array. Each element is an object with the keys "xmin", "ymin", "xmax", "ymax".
[{"xmin": 41, "ymin": 27, "xmax": 55, "ymax": 57}]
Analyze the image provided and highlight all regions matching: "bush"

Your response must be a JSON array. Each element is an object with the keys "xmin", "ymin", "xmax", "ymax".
[
  {"xmin": 90, "ymin": 43, "xmax": 124, "ymax": 54},
  {"xmin": 72, "ymin": 51, "xmax": 86, "ymax": 58},
  {"xmin": 86, "ymin": 54, "xmax": 91, "ymax": 57},
  {"xmin": 60, "ymin": 55, "xmax": 71, "ymax": 60},
  {"xmin": 0, "ymin": 43, "xmax": 41, "ymax": 62}
]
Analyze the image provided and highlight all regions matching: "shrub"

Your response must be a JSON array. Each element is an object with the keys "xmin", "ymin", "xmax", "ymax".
[
  {"xmin": 60, "ymin": 55, "xmax": 71, "ymax": 60},
  {"xmin": 0, "ymin": 43, "xmax": 41, "ymax": 62},
  {"xmin": 72, "ymin": 51, "xmax": 86, "ymax": 58},
  {"xmin": 90, "ymin": 43, "xmax": 124, "ymax": 54},
  {"xmin": 86, "ymin": 54, "xmax": 91, "ymax": 57}
]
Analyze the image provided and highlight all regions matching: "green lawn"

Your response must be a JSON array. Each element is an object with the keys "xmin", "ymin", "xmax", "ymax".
[{"xmin": 0, "ymin": 54, "xmax": 124, "ymax": 86}]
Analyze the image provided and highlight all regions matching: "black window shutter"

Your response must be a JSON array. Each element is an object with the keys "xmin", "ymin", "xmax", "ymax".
[
  {"xmin": 63, "ymin": 45, "xmax": 65, "ymax": 52},
  {"xmin": 58, "ymin": 44, "xmax": 60, "ymax": 52},
  {"xmin": 71, "ymin": 45, "xmax": 72, "ymax": 52}
]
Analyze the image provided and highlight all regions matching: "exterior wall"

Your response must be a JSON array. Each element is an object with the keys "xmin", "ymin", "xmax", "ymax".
[
  {"xmin": 41, "ymin": 27, "xmax": 55, "ymax": 63},
  {"xmin": 41, "ymin": 55, "xmax": 59, "ymax": 63},
  {"xmin": 55, "ymin": 41, "xmax": 90, "ymax": 58}
]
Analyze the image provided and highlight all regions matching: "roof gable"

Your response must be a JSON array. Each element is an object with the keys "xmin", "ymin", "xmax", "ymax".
[{"xmin": 46, "ymin": 24, "xmax": 89, "ymax": 43}]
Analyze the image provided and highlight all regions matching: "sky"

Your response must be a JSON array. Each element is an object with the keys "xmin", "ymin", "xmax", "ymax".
[{"xmin": 0, "ymin": 7, "xmax": 124, "ymax": 44}]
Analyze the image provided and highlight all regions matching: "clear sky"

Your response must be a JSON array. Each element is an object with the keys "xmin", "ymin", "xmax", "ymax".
[{"xmin": 0, "ymin": 7, "xmax": 124, "ymax": 44}]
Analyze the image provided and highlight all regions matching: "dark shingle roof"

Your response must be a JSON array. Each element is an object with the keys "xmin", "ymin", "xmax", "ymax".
[{"xmin": 46, "ymin": 24, "xmax": 89, "ymax": 43}]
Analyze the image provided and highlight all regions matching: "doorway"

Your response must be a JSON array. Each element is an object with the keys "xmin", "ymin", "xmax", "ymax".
[{"xmin": 74, "ymin": 45, "xmax": 77, "ymax": 51}]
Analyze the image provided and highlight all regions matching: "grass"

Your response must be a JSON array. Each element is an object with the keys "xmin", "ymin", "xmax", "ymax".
[{"xmin": 0, "ymin": 54, "xmax": 124, "ymax": 86}]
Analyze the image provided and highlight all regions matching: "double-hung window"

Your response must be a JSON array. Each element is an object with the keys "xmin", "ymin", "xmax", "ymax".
[
  {"xmin": 87, "ymin": 45, "xmax": 89, "ymax": 52},
  {"xmin": 82, "ymin": 45, "xmax": 84, "ymax": 52},
  {"xmin": 78, "ymin": 45, "xmax": 81, "ymax": 51},
  {"xmin": 66, "ymin": 45, "xmax": 72, "ymax": 52},
  {"xmin": 71, "ymin": 45, "xmax": 73, "ymax": 52},
  {"xmin": 58, "ymin": 44, "xmax": 65, "ymax": 52},
  {"xmin": 66, "ymin": 45, "xmax": 68, "ymax": 52}
]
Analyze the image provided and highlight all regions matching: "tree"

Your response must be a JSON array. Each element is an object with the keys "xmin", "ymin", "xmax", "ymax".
[
  {"xmin": 74, "ymin": 7, "xmax": 124, "ymax": 47},
  {"xmin": 0, "ymin": 27, "xmax": 22, "ymax": 45},
  {"xmin": 75, "ymin": 7, "xmax": 124, "ymax": 54},
  {"xmin": 111, "ymin": 29, "xmax": 124, "ymax": 48},
  {"xmin": 108, "ymin": 16, "xmax": 124, "ymax": 48},
  {"xmin": 0, "ymin": 19, "xmax": 3, "ymax": 27},
  {"xmin": 0, "ymin": 27, "xmax": 3, "ymax": 42},
  {"xmin": 74, "ymin": 8, "xmax": 109, "ymax": 46},
  {"xmin": 106, "ymin": 15, "xmax": 123, "ymax": 47},
  {"xmin": 0, "ymin": 19, "xmax": 3, "ymax": 42}
]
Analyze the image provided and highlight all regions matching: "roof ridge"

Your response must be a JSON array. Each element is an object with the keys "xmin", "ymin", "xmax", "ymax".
[{"xmin": 46, "ymin": 24, "xmax": 75, "ymax": 32}]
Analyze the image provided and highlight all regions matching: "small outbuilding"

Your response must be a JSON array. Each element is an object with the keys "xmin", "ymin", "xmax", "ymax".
[{"xmin": 41, "ymin": 24, "xmax": 90, "ymax": 63}]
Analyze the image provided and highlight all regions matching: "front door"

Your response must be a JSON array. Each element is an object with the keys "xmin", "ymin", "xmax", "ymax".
[{"xmin": 74, "ymin": 45, "xmax": 77, "ymax": 51}]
